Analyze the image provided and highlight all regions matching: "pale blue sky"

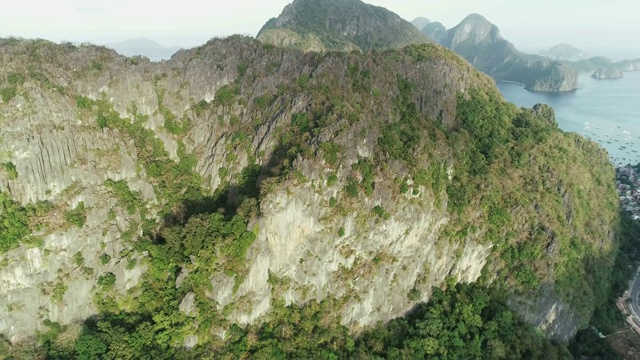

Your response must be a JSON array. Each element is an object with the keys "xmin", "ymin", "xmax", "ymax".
[{"xmin": 1, "ymin": 0, "xmax": 638, "ymax": 59}]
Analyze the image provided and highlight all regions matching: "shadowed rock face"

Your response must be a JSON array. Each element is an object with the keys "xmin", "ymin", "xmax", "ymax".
[
  {"xmin": 508, "ymin": 284, "xmax": 580, "ymax": 342},
  {"xmin": 257, "ymin": 0, "xmax": 430, "ymax": 52},
  {"xmin": 419, "ymin": 13, "xmax": 579, "ymax": 92},
  {"xmin": 0, "ymin": 36, "xmax": 618, "ymax": 345}
]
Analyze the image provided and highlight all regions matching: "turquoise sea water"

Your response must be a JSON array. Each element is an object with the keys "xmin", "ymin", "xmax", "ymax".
[{"xmin": 497, "ymin": 71, "xmax": 640, "ymax": 165}]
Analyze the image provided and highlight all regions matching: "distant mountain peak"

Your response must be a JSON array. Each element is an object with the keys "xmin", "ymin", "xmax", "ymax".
[
  {"xmin": 417, "ymin": 13, "xmax": 578, "ymax": 92},
  {"xmin": 106, "ymin": 37, "xmax": 182, "ymax": 61},
  {"xmin": 411, "ymin": 17, "xmax": 431, "ymax": 31},
  {"xmin": 449, "ymin": 13, "xmax": 502, "ymax": 47},
  {"xmin": 257, "ymin": 0, "xmax": 429, "ymax": 52},
  {"xmin": 539, "ymin": 43, "xmax": 586, "ymax": 60},
  {"xmin": 461, "ymin": 13, "xmax": 490, "ymax": 23}
]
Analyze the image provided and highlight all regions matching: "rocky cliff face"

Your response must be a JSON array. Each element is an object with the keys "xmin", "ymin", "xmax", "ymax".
[
  {"xmin": 0, "ymin": 36, "xmax": 619, "ymax": 346},
  {"xmin": 529, "ymin": 62, "xmax": 580, "ymax": 92}
]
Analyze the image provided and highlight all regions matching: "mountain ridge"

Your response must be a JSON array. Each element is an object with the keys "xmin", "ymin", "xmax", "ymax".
[
  {"xmin": 0, "ymin": 34, "xmax": 622, "ymax": 355},
  {"xmin": 417, "ymin": 13, "xmax": 579, "ymax": 92}
]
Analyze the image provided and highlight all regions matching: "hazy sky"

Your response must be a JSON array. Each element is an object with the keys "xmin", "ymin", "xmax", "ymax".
[{"xmin": 1, "ymin": 0, "xmax": 638, "ymax": 59}]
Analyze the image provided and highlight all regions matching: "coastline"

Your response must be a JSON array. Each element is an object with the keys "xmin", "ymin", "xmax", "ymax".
[{"xmin": 497, "ymin": 71, "xmax": 640, "ymax": 166}]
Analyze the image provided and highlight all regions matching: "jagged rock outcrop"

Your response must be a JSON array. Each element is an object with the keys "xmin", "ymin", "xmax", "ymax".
[
  {"xmin": 0, "ymin": 36, "xmax": 619, "ymax": 347},
  {"xmin": 592, "ymin": 67, "xmax": 624, "ymax": 79},
  {"xmin": 418, "ymin": 13, "xmax": 579, "ymax": 92},
  {"xmin": 257, "ymin": 0, "xmax": 430, "ymax": 52}
]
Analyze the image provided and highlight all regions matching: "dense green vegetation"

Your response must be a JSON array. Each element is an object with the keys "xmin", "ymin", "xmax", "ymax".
[
  {"xmin": 29, "ymin": 283, "xmax": 571, "ymax": 359},
  {"xmin": 0, "ymin": 71, "xmax": 24, "ymax": 102},
  {"xmin": 2, "ymin": 162, "xmax": 18, "ymax": 179},
  {"xmin": 0, "ymin": 192, "xmax": 32, "ymax": 253},
  {"xmin": 589, "ymin": 211, "xmax": 640, "ymax": 334},
  {"xmin": 441, "ymin": 87, "xmax": 617, "ymax": 328},
  {"xmin": 64, "ymin": 202, "xmax": 86, "ymax": 228},
  {"xmin": 554, "ymin": 210, "xmax": 640, "ymax": 359}
]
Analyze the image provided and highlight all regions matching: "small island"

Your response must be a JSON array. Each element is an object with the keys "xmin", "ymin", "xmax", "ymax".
[{"xmin": 592, "ymin": 67, "xmax": 624, "ymax": 79}]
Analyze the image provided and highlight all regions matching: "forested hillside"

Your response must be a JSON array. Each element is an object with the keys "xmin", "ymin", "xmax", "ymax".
[{"xmin": 0, "ymin": 35, "xmax": 627, "ymax": 358}]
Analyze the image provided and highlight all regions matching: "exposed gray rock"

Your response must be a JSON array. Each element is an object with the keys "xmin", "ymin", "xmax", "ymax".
[
  {"xmin": 508, "ymin": 284, "xmax": 580, "ymax": 342},
  {"xmin": 179, "ymin": 292, "xmax": 197, "ymax": 316},
  {"xmin": 183, "ymin": 335, "xmax": 198, "ymax": 349}
]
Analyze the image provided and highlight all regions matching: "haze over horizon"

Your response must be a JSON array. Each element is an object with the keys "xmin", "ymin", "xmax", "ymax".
[{"xmin": 1, "ymin": 0, "xmax": 638, "ymax": 60}]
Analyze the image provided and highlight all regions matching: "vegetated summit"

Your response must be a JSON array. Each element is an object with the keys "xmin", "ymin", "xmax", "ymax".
[
  {"xmin": 257, "ymin": 0, "xmax": 430, "ymax": 52},
  {"xmin": 0, "ymin": 31, "xmax": 627, "ymax": 358},
  {"xmin": 414, "ymin": 13, "xmax": 579, "ymax": 92}
]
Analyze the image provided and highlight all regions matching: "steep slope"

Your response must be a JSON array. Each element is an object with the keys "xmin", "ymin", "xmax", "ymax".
[
  {"xmin": 0, "ymin": 36, "xmax": 619, "ymax": 354},
  {"xmin": 257, "ymin": 0, "xmax": 430, "ymax": 52},
  {"xmin": 421, "ymin": 14, "xmax": 579, "ymax": 92}
]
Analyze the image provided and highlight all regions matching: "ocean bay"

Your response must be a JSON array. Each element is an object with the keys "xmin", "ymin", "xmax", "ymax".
[{"xmin": 497, "ymin": 71, "xmax": 640, "ymax": 165}]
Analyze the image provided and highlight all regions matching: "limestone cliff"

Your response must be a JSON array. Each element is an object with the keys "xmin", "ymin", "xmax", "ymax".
[{"xmin": 0, "ymin": 36, "xmax": 619, "ymax": 348}]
